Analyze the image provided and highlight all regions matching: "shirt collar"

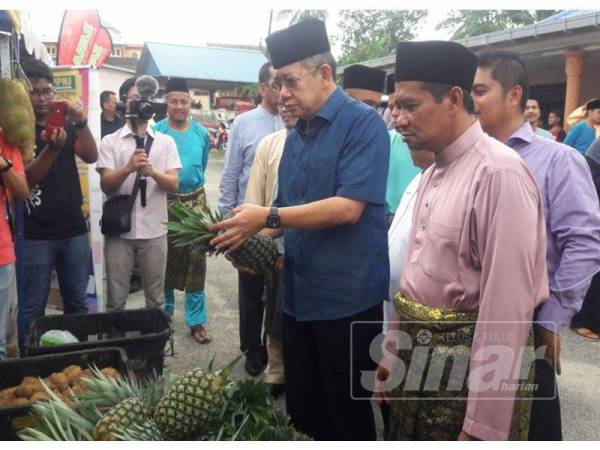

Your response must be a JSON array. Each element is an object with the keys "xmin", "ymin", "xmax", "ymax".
[
  {"xmin": 506, "ymin": 122, "xmax": 534, "ymax": 147},
  {"xmin": 294, "ymin": 87, "xmax": 346, "ymax": 137},
  {"xmin": 120, "ymin": 123, "xmax": 156, "ymax": 139},
  {"xmin": 436, "ymin": 121, "xmax": 483, "ymax": 167}
]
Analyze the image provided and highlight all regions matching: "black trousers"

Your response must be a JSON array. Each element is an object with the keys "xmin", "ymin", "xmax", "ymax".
[
  {"xmin": 528, "ymin": 326, "xmax": 563, "ymax": 440},
  {"xmin": 571, "ymin": 272, "xmax": 600, "ymax": 335},
  {"xmin": 283, "ymin": 303, "xmax": 382, "ymax": 440},
  {"xmin": 238, "ymin": 271, "xmax": 265, "ymax": 353}
]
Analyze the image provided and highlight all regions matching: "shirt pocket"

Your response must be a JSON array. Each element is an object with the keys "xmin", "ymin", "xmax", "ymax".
[{"xmin": 421, "ymin": 220, "xmax": 461, "ymax": 283}]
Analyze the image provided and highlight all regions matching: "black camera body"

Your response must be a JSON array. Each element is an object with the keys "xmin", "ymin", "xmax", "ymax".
[{"xmin": 126, "ymin": 97, "xmax": 167, "ymax": 121}]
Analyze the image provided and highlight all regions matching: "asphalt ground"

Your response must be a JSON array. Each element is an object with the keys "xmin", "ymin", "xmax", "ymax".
[{"xmin": 94, "ymin": 150, "xmax": 600, "ymax": 440}]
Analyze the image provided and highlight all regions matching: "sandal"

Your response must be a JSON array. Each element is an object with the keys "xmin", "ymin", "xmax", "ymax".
[
  {"xmin": 574, "ymin": 327, "xmax": 600, "ymax": 342},
  {"xmin": 190, "ymin": 325, "xmax": 212, "ymax": 344}
]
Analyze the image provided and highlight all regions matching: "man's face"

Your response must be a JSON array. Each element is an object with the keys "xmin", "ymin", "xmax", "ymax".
[
  {"xmin": 29, "ymin": 78, "xmax": 54, "ymax": 118},
  {"xmin": 125, "ymin": 85, "xmax": 139, "ymax": 113},
  {"xmin": 166, "ymin": 91, "xmax": 191, "ymax": 124},
  {"xmin": 259, "ymin": 67, "xmax": 280, "ymax": 112},
  {"xmin": 279, "ymin": 104, "xmax": 297, "ymax": 130},
  {"xmin": 589, "ymin": 108, "xmax": 600, "ymax": 126},
  {"xmin": 344, "ymin": 88, "xmax": 382, "ymax": 109},
  {"xmin": 524, "ymin": 99, "xmax": 541, "ymax": 124},
  {"xmin": 393, "ymin": 81, "xmax": 454, "ymax": 152},
  {"xmin": 548, "ymin": 112, "xmax": 560, "ymax": 127},
  {"xmin": 274, "ymin": 61, "xmax": 327, "ymax": 120},
  {"xmin": 471, "ymin": 68, "xmax": 513, "ymax": 135},
  {"xmin": 103, "ymin": 93, "xmax": 118, "ymax": 114}
]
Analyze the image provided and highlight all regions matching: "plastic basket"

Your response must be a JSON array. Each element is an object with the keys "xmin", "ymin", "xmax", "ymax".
[
  {"xmin": 25, "ymin": 308, "xmax": 171, "ymax": 378},
  {"xmin": 0, "ymin": 347, "xmax": 134, "ymax": 440}
]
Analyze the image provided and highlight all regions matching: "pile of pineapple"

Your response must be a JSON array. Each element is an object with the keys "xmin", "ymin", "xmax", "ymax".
[
  {"xmin": 0, "ymin": 366, "xmax": 119, "ymax": 409},
  {"xmin": 18, "ymin": 362, "xmax": 309, "ymax": 441}
]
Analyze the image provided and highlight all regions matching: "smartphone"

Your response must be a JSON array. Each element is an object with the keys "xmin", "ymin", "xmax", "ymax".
[{"xmin": 44, "ymin": 101, "xmax": 67, "ymax": 137}]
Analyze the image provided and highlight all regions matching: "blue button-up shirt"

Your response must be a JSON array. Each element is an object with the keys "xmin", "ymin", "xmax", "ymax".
[
  {"xmin": 218, "ymin": 105, "xmax": 284, "ymax": 217},
  {"xmin": 506, "ymin": 122, "xmax": 600, "ymax": 330},
  {"xmin": 275, "ymin": 87, "xmax": 390, "ymax": 321}
]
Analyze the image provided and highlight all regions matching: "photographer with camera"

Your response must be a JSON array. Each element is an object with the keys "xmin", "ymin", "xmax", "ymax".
[
  {"xmin": 97, "ymin": 77, "xmax": 181, "ymax": 311},
  {"xmin": 21, "ymin": 58, "xmax": 98, "ymax": 332}
]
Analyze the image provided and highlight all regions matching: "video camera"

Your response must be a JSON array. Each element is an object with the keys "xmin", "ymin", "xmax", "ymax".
[{"xmin": 118, "ymin": 75, "xmax": 167, "ymax": 122}]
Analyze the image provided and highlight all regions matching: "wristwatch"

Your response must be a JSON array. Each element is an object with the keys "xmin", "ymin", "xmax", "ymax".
[
  {"xmin": 0, "ymin": 157, "xmax": 12, "ymax": 172},
  {"xmin": 266, "ymin": 207, "xmax": 281, "ymax": 229},
  {"xmin": 74, "ymin": 118, "xmax": 88, "ymax": 129}
]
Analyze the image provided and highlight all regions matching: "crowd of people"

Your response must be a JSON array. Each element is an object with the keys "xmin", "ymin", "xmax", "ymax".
[{"xmin": 1, "ymin": 17, "xmax": 600, "ymax": 441}]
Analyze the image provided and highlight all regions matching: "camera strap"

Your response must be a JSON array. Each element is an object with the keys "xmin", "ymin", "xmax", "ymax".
[{"xmin": 131, "ymin": 133, "xmax": 154, "ymax": 208}]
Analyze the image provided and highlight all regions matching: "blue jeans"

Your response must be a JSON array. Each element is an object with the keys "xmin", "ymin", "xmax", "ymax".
[
  {"xmin": 24, "ymin": 233, "xmax": 90, "ymax": 333},
  {"xmin": 164, "ymin": 289, "xmax": 206, "ymax": 327},
  {"xmin": 0, "ymin": 264, "xmax": 14, "ymax": 360}
]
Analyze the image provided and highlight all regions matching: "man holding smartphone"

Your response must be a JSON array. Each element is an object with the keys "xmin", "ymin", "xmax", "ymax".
[{"xmin": 22, "ymin": 58, "xmax": 98, "ymax": 332}]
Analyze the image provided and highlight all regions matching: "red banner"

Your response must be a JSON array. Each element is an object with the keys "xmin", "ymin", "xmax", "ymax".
[{"xmin": 57, "ymin": 10, "xmax": 112, "ymax": 68}]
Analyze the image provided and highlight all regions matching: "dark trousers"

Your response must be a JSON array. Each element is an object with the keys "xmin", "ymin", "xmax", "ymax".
[
  {"xmin": 571, "ymin": 272, "xmax": 600, "ymax": 335},
  {"xmin": 528, "ymin": 326, "xmax": 563, "ymax": 440},
  {"xmin": 283, "ymin": 303, "xmax": 382, "ymax": 440},
  {"xmin": 238, "ymin": 271, "xmax": 265, "ymax": 353}
]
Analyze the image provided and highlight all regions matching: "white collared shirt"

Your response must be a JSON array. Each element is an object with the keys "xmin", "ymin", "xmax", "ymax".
[
  {"xmin": 383, "ymin": 172, "xmax": 421, "ymax": 333},
  {"xmin": 97, "ymin": 125, "xmax": 182, "ymax": 240}
]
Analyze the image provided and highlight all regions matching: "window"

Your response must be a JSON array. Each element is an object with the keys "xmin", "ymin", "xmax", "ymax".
[{"xmin": 111, "ymin": 47, "xmax": 122, "ymax": 57}]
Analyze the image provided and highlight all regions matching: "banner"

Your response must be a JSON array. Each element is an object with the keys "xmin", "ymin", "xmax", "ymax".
[{"xmin": 57, "ymin": 10, "xmax": 112, "ymax": 69}]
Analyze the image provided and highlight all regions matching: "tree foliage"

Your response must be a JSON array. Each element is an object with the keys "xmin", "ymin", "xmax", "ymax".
[
  {"xmin": 337, "ymin": 10, "xmax": 428, "ymax": 66},
  {"xmin": 436, "ymin": 10, "xmax": 561, "ymax": 40}
]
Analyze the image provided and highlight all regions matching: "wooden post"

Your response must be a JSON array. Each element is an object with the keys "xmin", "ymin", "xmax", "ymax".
[{"xmin": 564, "ymin": 50, "xmax": 585, "ymax": 131}]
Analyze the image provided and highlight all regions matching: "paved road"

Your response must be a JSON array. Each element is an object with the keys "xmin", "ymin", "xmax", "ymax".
[{"xmin": 128, "ymin": 150, "xmax": 600, "ymax": 440}]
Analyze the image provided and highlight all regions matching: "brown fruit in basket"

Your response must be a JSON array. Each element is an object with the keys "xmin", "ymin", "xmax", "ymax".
[
  {"xmin": 16, "ymin": 383, "xmax": 39, "ymax": 399},
  {"xmin": 21, "ymin": 376, "xmax": 37, "ymax": 385},
  {"xmin": 81, "ymin": 368, "xmax": 93, "ymax": 379},
  {"xmin": 100, "ymin": 367, "xmax": 120, "ymax": 379},
  {"xmin": 0, "ymin": 393, "xmax": 17, "ymax": 407},
  {"xmin": 0, "ymin": 387, "xmax": 17, "ymax": 399},
  {"xmin": 31, "ymin": 391, "xmax": 49, "ymax": 402},
  {"xmin": 64, "ymin": 366, "xmax": 82, "ymax": 386},
  {"xmin": 11, "ymin": 398, "xmax": 31, "ymax": 407},
  {"xmin": 71, "ymin": 383, "xmax": 86, "ymax": 396},
  {"xmin": 50, "ymin": 373, "xmax": 69, "ymax": 390}
]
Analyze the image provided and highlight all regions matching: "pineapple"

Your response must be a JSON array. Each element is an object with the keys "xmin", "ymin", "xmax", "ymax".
[
  {"xmin": 166, "ymin": 203, "xmax": 279, "ymax": 273},
  {"xmin": 92, "ymin": 397, "xmax": 148, "ymax": 441},
  {"xmin": 153, "ymin": 367, "xmax": 226, "ymax": 439}
]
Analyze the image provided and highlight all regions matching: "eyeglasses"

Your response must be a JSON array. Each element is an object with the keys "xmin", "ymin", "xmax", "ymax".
[
  {"xmin": 30, "ymin": 87, "xmax": 55, "ymax": 98},
  {"xmin": 270, "ymin": 67, "xmax": 321, "ymax": 92}
]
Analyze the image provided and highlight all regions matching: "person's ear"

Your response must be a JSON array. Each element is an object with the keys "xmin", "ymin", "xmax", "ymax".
[{"xmin": 508, "ymin": 85, "xmax": 523, "ymax": 109}]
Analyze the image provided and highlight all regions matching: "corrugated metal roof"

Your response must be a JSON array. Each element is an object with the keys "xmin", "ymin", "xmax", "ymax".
[
  {"xmin": 140, "ymin": 42, "xmax": 267, "ymax": 83},
  {"xmin": 538, "ymin": 10, "xmax": 599, "ymax": 23}
]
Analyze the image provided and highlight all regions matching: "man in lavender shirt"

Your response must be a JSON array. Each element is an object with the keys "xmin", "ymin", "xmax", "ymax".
[
  {"xmin": 218, "ymin": 61, "xmax": 284, "ymax": 376},
  {"xmin": 473, "ymin": 50, "xmax": 600, "ymax": 440}
]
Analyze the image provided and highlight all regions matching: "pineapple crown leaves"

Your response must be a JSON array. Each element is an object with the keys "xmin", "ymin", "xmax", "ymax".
[
  {"xmin": 77, "ymin": 365, "xmax": 141, "ymax": 410},
  {"xmin": 165, "ymin": 202, "xmax": 224, "ymax": 252}
]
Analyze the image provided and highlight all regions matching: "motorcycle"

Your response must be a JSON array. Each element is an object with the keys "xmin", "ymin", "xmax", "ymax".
[{"xmin": 215, "ymin": 121, "xmax": 229, "ymax": 152}]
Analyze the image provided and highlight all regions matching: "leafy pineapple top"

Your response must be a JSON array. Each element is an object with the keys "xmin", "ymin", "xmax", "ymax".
[{"xmin": 165, "ymin": 202, "xmax": 224, "ymax": 254}]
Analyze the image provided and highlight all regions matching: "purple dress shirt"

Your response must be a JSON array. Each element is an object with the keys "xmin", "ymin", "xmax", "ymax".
[{"xmin": 506, "ymin": 123, "xmax": 600, "ymax": 331}]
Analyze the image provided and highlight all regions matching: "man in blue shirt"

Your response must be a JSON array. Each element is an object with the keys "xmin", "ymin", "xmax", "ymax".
[
  {"xmin": 564, "ymin": 99, "xmax": 600, "ymax": 155},
  {"xmin": 211, "ymin": 19, "xmax": 390, "ymax": 440},
  {"xmin": 218, "ymin": 62, "xmax": 284, "ymax": 376},
  {"xmin": 154, "ymin": 78, "xmax": 212, "ymax": 343}
]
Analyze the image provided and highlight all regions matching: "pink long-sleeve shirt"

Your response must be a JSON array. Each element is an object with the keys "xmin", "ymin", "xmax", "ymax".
[{"xmin": 400, "ymin": 121, "xmax": 549, "ymax": 440}]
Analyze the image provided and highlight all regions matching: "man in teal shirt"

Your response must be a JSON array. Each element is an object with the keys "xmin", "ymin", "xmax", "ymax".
[
  {"xmin": 386, "ymin": 101, "xmax": 420, "ymax": 226},
  {"xmin": 564, "ymin": 99, "xmax": 600, "ymax": 155},
  {"xmin": 154, "ymin": 78, "xmax": 212, "ymax": 343}
]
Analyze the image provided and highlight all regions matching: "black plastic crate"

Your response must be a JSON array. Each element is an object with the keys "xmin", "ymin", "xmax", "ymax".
[
  {"xmin": 25, "ymin": 308, "xmax": 171, "ymax": 378},
  {"xmin": 0, "ymin": 347, "xmax": 134, "ymax": 440}
]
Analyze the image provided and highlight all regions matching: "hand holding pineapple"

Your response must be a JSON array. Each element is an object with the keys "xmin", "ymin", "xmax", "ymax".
[{"xmin": 209, "ymin": 203, "xmax": 270, "ymax": 252}]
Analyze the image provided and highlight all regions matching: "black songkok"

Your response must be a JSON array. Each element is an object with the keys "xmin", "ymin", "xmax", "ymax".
[
  {"xmin": 165, "ymin": 77, "xmax": 189, "ymax": 94},
  {"xmin": 586, "ymin": 99, "xmax": 600, "ymax": 111},
  {"xmin": 342, "ymin": 64, "xmax": 386, "ymax": 93},
  {"xmin": 266, "ymin": 19, "xmax": 331, "ymax": 69},
  {"xmin": 395, "ymin": 41, "xmax": 477, "ymax": 91}
]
